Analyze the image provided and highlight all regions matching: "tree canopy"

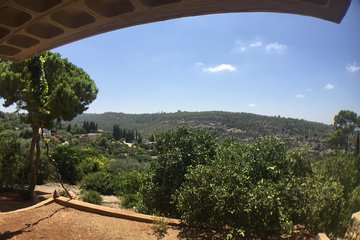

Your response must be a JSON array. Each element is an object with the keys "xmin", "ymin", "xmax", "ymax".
[
  {"xmin": 0, "ymin": 52, "xmax": 98, "ymax": 127},
  {"xmin": 0, "ymin": 52, "xmax": 98, "ymax": 191},
  {"xmin": 329, "ymin": 110, "xmax": 359, "ymax": 153}
]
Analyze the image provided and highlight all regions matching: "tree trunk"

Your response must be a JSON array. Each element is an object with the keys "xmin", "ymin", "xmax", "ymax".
[{"xmin": 28, "ymin": 125, "xmax": 40, "ymax": 192}]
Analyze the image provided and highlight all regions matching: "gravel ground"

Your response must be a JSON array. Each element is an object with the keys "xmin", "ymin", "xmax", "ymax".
[{"xmin": 0, "ymin": 202, "xmax": 181, "ymax": 240}]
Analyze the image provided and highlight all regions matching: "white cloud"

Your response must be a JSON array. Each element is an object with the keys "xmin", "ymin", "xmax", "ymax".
[
  {"xmin": 239, "ymin": 47, "xmax": 247, "ymax": 52},
  {"xmin": 295, "ymin": 94, "xmax": 306, "ymax": 99},
  {"xmin": 233, "ymin": 40, "xmax": 246, "ymax": 53},
  {"xmin": 248, "ymin": 103, "xmax": 257, "ymax": 108},
  {"xmin": 265, "ymin": 42, "xmax": 287, "ymax": 53},
  {"xmin": 234, "ymin": 39, "xmax": 262, "ymax": 53},
  {"xmin": 234, "ymin": 39, "xmax": 287, "ymax": 54},
  {"xmin": 249, "ymin": 41, "xmax": 263, "ymax": 48},
  {"xmin": 324, "ymin": 84, "xmax": 334, "ymax": 90},
  {"xmin": 346, "ymin": 63, "xmax": 360, "ymax": 73},
  {"xmin": 203, "ymin": 64, "xmax": 237, "ymax": 73}
]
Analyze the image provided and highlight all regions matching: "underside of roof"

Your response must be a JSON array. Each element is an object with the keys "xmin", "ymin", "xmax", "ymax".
[{"xmin": 0, "ymin": 0, "xmax": 351, "ymax": 61}]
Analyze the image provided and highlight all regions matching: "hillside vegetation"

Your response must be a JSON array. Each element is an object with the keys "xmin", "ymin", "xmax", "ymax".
[
  {"xmin": 1, "ymin": 109, "xmax": 359, "ymax": 238},
  {"xmin": 72, "ymin": 111, "xmax": 330, "ymax": 150}
]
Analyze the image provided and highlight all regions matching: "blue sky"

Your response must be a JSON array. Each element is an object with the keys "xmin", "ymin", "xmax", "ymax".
[{"xmin": 1, "ymin": 1, "xmax": 360, "ymax": 124}]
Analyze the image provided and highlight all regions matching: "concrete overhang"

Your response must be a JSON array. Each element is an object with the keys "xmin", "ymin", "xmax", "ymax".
[{"xmin": 0, "ymin": 0, "xmax": 351, "ymax": 61}]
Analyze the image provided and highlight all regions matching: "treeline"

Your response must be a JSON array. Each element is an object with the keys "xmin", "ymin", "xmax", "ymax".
[
  {"xmin": 113, "ymin": 124, "xmax": 142, "ymax": 143},
  {"xmin": 65, "ymin": 121, "xmax": 98, "ymax": 134},
  {"xmin": 71, "ymin": 111, "xmax": 331, "ymax": 152},
  {"xmin": 82, "ymin": 121, "xmax": 98, "ymax": 133}
]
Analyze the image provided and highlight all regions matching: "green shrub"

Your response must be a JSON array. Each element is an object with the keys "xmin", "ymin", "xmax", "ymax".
[
  {"xmin": 109, "ymin": 158, "xmax": 150, "ymax": 173},
  {"xmin": 299, "ymin": 175, "xmax": 345, "ymax": 234},
  {"xmin": 0, "ymin": 133, "xmax": 27, "ymax": 189},
  {"xmin": 80, "ymin": 171, "xmax": 119, "ymax": 195},
  {"xmin": 78, "ymin": 155, "xmax": 109, "ymax": 176},
  {"xmin": 349, "ymin": 185, "xmax": 360, "ymax": 213},
  {"xmin": 52, "ymin": 145, "xmax": 106, "ymax": 184},
  {"xmin": 176, "ymin": 137, "xmax": 308, "ymax": 238},
  {"xmin": 141, "ymin": 127, "xmax": 216, "ymax": 217},
  {"xmin": 37, "ymin": 152, "xmax": 56, "ymax": 184},
  {"xmin": 52, "ymin": 145, "xmax": 84, "ymax": 184},
  {"xmin": 313, "ymin": 154, "xmax": 360, "ymax": 197},
  {"xmin": 121, "ymin": 192, "xmax": 142, "ymax": 209},
  {"xmin": 111, "ymin": 171, "xmax": 144, "ymax": 209},
  {"xmin": 117, "ymin": 171, "xmax": 143, "ymax": 195},
  {"xmin": 82, "ymin": 190, "xmax": 102, "ymax": 205}
]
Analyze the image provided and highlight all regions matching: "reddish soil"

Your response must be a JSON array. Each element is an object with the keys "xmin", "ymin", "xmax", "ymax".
[
  {"xmin": 0, "ymin": 202, "xmax": 181, "ymax": 240},
  {"xmin": 1, "ymin": 186, "xmax": 318, "ymax": 240}
]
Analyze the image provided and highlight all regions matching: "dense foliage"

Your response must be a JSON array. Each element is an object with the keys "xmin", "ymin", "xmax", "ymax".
[
  {"xmin": 175, "ymin": 137, "xmax": 310, "ymax": 237},
  {"xmin": 0, "ymin": 52, "xmax": 98, "ymax": 191},
  {"xmin": 82, "ymin": 121, "xmax": 98, "ymax": 133},
  {"xmin": 0, "ymin": 132, "xmax": 25, "ymax": 189},
  {"xmin": 328, "ymin": 110, "xmax": 360, "ymax": 154},
  {"xmin": 1, "ymin": 107, "xmax": 359, "ymax": 238},
  {"xmin": 80, "ymin": 171, "xmax": 119, "ymax": 195},
  {"xmin": 72, "ymin": 111, "xmax": 330, "ymax": 151},
  {"xmin": 113, "ymin": 125, "xmax": 142, "ymax": 143},
  {"xmin": 51, "ymin": 145, "xmax": 109, "ymax": 184},
  {"xmin": 82, "ymin": 190, "xmax": 102, "ymax": 205},
  {"xmin": 140, "ymin": 128, "xmax": 216, "ymax": 217},
  {"xmin": 136, "ymin": 129, "xmax": 359, "ymax": 238}
]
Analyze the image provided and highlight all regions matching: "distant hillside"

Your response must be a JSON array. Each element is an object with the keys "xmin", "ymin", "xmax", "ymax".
[{"xmin": 71, "ymin": 111, "xmax": 330, "ymax": 148}]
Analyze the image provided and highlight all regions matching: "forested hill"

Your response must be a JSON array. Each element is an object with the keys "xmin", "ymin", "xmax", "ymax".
[{"xmin": 71, "ymin": 111, "xmax": 331, "ymax": 144}]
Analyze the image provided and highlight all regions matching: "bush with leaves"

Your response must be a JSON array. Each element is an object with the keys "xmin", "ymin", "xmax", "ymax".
[
  {"xmin": 78, "ymin": 155, "xmax": 109, "ymax": 176},
  {"xmin": 80, "ymin": 171, "xmax": 119, "ymax": 195},
  {"xmin": 117, "ymin": 171, "xmax": 143, "ymax": 208},
  {"xmin": 299, "ymin": 175, "xmax": 345, "ymax": 234},
  {"xmin": 140, "ymin": 127, "xmax": 216, "ymax": 217},
  {"xmin": 52, "ymin": 145, "xmax": 107, "ymax": 184},
  {"xmin": 348, "ymin": 185, "xmax": 360, "ymax": 214},
  {"xmin": 51, "ymin": 145, "xmax": 85, "ymax": 184},
  {"xmin": 313, "ymin": 154, "xmax": 360, "ymax": 198},
  {"xmin": 0, "ymin": 132, "xmax": 26, "ymax": 189},
  {"xmin": 311, "ymin": 154, "xmax": 360, "ymax": 234},
  {"xmin": 82, "ymin": 190, "xmax": 102, "ymax": 205},
  {"xmin": 109, "ymin": 158, "xmax": 150, "ymax": 173},
  {"xmin": 176, "ymin": 137, "xmax": 304, "ymax": 237},
  {"xmin": 176, "ymin": 136, "xmax": 352, "ymax": 237}
]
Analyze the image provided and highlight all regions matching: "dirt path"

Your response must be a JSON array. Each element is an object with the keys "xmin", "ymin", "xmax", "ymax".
[{"xmin": 0, "ymin": 202, "xmax": 181, "ymax": 240}]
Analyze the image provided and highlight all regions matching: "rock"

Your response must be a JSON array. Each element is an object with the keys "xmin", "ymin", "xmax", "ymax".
[
  {"xmin": 53, "ymin": 190, "xmax": 60, "ymax": 198},
  {"xmin": 317, "ymin": 233, "xmax": 330, "ymax": 240}
]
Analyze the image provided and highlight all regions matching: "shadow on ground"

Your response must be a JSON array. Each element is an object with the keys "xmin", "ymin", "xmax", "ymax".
[
  {"xmin": 0, "ymin": 206, "xmax": 65, "ymax": 240},
  {"xmin": 0, "ymin": 192, "xmax": 36, "ymax": 212}
]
